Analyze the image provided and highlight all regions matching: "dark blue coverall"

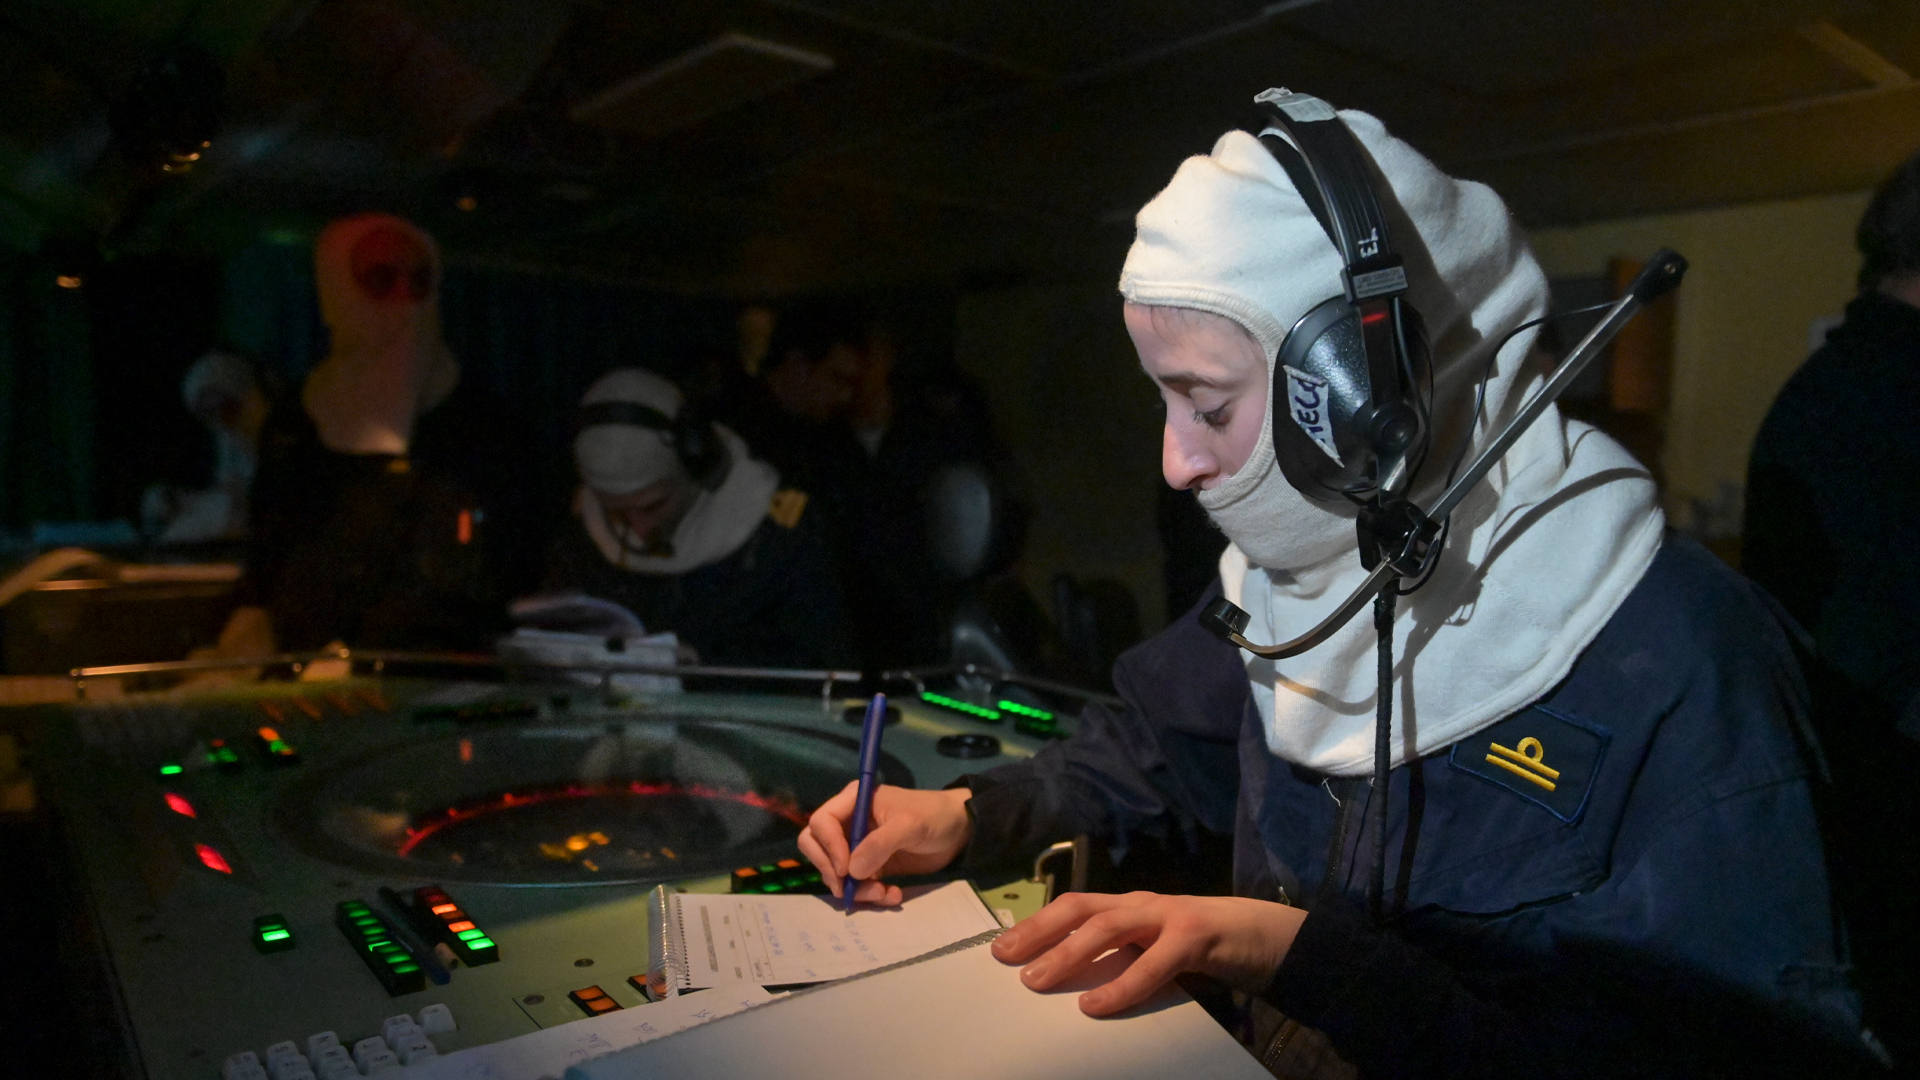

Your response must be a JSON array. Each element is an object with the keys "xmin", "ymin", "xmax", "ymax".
[{"xmin": 956, "ymin": 536, "xmax": 1876, "ymax": 1078}]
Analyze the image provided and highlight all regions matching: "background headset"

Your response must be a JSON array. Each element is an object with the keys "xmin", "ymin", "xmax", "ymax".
[
  {"xmin": 1253, "ymin": 89, "xmax": 1433, "ymax": 525},
  {"xmin": 574, "ymin": 395, "xmax": 730, "ymax": 490}
]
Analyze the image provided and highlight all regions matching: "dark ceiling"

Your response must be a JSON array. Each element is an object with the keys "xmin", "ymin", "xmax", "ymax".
[{"xmin": 6, "ymin": 0, "xmax": 1920, "ymax": 295}]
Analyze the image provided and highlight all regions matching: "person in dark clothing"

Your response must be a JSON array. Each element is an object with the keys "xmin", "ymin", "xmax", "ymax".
[
  {"xmin": 749, "ymin": 304, "xmax": 1015, "ymax": 671},
  {"xmin": 223, "ymin": 213, "xmax": 538, "ymax": 655},
  {"xmin": 797, "ymin": 102, "xmax": 1875, "ymax": 1076},
  {"xmin": 1745, "ymin": 149, "xmax": 1920, "ymax": 1066},
  {"xmin": 248, "ymin": 379, "xmax": 535, "ymax": 651},
  {"xmin": 540, "ymin": 368, "xmax": 851, "ymax": 670}
]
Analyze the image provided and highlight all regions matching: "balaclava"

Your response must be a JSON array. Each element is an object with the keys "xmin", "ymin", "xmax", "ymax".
[
  {"xmin": 574, "ymin": 368, "xmax": 780, "ymax": 575},
  {"xmin": 303, "ymin": 213, "xmax": 458, "ymax": 455},
  {"xmin": 1119, "ymin": 112, "xmax": 1664, "ymax": 775}
]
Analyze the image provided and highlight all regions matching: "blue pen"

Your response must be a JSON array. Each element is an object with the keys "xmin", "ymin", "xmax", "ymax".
[{"xmin": 843, "ymin": 692, "xmax": 887, "ymax": 913}]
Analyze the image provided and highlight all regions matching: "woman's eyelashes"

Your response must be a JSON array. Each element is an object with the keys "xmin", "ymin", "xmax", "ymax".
[{"xmin": 1193, "ymin": 403, "xmax": 1230, "ymax": 430}]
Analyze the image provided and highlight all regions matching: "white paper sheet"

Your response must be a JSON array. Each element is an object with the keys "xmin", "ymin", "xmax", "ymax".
[
  {"xmin": 399, "ymin": 985, "xmax": 773, "ymax": 1080},
  {"xmin": 568, "ymin": 935, "xmax": 1271, "ymax": 1080},
  {"xmin": 673, "ymin": 880, "xmax": 1001, "ymax": 989}
]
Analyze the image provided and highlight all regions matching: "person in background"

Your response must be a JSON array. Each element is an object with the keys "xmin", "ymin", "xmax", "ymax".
[
  {"xmin": 799, "ymin": 103, "xmax": 1876, "ymax": 1076},
  {"xmin": 215, "ymin": 213, "xmax": 538, "ymax": 656},
  {"xmin": 1744, "ymin": 147, "xmax": 1920, "ymax": 1066},
  {"xmin": 539, "ymin": 368, "xmax": 851, "ymax": 670},
  {"xmin": 141, "ymin": 350, "xmax": 270, "ymax": 544},
  {"xmin": 752, "ymin": 303, "xmax": 1014, "ymax": 671}
]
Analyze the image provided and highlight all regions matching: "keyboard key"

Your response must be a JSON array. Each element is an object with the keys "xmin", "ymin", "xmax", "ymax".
[
  {"xmin": 304, "ymin": 1032, "xmax": 340, "ymax": 1063},
  {"xmin": 381, "ymin": 1014, "xmax": 422, "ymax": 1048},
  {"xmin": 310, "ymin": 1045, "xmax": 353, "ymax": 1078},
  {"xmin": 223, "ymin": 1051, "xmax": 268, "ymax": 1080},
  {"xmin": 351, "ymin": 1037, "xmax": 388, "ymax": 1070},
  {"xmin": 314, "ymin": 1055, "xmax": 358, "ymax": 1080},
  {"xmin": 416, "ymin": 1003, "xmax": 456, "ymax": 1035},
  {"xmin": 391, "ymin": 1032, "xmax": 437, "ymax": 1066},
  {"xmin": 359, "ymin": 1048, "xmax": 400, "ymax": 1076}
]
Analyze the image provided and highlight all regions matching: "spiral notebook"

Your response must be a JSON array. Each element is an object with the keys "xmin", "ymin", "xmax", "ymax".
[
  {"xmin": 572, "ymin": 929, "xmax": 1271, "ymax": 1080},
  {"xmin": 645, "ymin": 880, "xmax": 1003, "ymax": 996}
]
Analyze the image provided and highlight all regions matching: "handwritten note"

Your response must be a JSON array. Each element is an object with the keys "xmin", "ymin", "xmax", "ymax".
[
  {"xmin": 398, "ymin": 986, "xmax": 773, "ymax": 1080},
  {"xmin": 676, "ymin": 880, "xmax": 1000, "ymax": 989}
]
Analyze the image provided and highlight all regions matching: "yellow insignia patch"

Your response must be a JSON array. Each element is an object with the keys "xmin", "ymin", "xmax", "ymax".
[{"xmin": 768, "ymin": 489, "xmax": 808, "ymax": 529}]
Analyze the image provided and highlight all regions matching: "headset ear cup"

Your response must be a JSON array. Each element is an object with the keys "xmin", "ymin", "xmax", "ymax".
[{"xmin": 675, "ymin": 400, "xmax": 727, "ymax": 488}]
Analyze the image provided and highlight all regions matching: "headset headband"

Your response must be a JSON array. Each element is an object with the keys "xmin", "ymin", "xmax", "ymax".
[
  {"xmin": 576, "ymin": 400, "xmax": 675, "ymax": 435},
  {"xmin": 1253, "ymin": 89, "xmax": 1408, "ymax": 303}
]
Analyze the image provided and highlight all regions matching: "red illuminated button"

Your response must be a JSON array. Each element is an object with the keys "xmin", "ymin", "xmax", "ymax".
[
  {"xmin": 164, "ymin": 792, "xmax": 196, "ymax": 818},
  {"xmin": 196, "ymin": 843, "xmax": 233, "ymax": 874}
]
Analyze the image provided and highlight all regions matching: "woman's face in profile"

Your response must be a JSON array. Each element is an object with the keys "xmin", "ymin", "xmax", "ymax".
[{"xmin": 1126, "ymin": 303, "xmax": 1268, "ymax": 492}]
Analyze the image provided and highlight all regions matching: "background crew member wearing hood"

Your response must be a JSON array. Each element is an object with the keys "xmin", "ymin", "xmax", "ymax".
[
  {"xmin": 541, "ymin": 368, "xmax": 852, "ymax": 671},
  {"xmin": 797, "ymin": 105, "xmax": 1875, "ymax": 1077},
  {"xmin": 220, "ymin": 213, "xmax": 541, "ymax": 655}
]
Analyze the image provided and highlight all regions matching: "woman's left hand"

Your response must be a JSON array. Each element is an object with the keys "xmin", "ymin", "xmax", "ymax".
[{"xmin": 991, "ymin": 891, "xmax": 1307, "ymax": 1017}]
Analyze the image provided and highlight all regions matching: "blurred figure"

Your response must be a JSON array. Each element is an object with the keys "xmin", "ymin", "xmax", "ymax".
[
  {"xmin": 217, "ymin": 213, "xmax": 538, "ymax": 657},
  {"xmin": 141, "ymin": 350, "xmax": 269, "ymax": 544},
  {"xmin": 755, "ymin": 303, "xmax": 1016, "ymax": 671},
  {"xmin": 1745, "ymin": 149, "xmax": 1920, "ymax": 1063},
  {"xmin": 539, "ymin": 368, "xmax": 851, "ymax": 669}
]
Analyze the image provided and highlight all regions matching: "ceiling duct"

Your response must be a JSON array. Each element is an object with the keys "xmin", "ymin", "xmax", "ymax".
[{"xmin": 571, "ymin": 33, "xmax": 834, "ymax": 138}]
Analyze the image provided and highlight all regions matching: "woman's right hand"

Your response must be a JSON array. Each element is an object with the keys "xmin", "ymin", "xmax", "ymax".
[{"xmin": 796, "ymin": 783, "xmax": 974, "ymax": 906}]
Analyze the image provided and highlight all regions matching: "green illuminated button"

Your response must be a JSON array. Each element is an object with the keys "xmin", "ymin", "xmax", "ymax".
[
  {"xmin": 467, "ymin": 937, "xmax": 494, "ymax": 949},
  {"xmin": 920, "ymin": 692, "xmax": 1003, "ymax": 723},
  {"xmin": 157, "ymin": 762, "xmax": 183, "ymax": 777},
  {"xmin": 253, "ymin": 914, "xmax": 296, "ymax": 954},
  {"xmin": 455, "ymin": 928, "xmax": 485, "ymax": 941}
]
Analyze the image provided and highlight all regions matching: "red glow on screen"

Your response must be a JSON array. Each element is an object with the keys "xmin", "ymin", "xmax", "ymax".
[
  {"xmin": 195, "ymin": 843, "xmax": 233, "ymax": 874},
  {"xmin": 1361, "ymin": 309, "xmax": 1389, "ymax": 325},
  {"xmin": 397, "ymin": 781, "xmax": 809, "ymax": 857},
  {"xmin": 456, "ymin": 509, "xmax": 473, "ymax": 545},
  {"xmin": 164, "ymin": 793, "xmax": 196, "ymax": 818}
]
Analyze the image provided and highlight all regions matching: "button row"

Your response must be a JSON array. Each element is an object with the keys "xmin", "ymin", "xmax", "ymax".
[
  {"xmin": 221, "ymin": 1006, "xmax": 453, "ymax": 1080},
  {"xmin": 334, "ymin": 901, "xmax": 426, "ymax": 996}
]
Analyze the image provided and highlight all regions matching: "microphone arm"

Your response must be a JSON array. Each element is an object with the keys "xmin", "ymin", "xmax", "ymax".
[{"xmin": 1201, "ymin": 248, "xmax": 1688, "ymax": 659}]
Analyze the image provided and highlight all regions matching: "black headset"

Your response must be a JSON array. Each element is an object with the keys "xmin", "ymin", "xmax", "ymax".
[
  {"xmin": 574, "ymin": 396, "xmax": 730, "ymax": 490},
  {"xmin": 1253, "ymin": 89, "xmax": 1432, "ymax": 514}
]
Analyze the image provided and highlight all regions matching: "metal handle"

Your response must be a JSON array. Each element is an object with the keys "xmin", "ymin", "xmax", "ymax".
[{"xmin": 1032, "ymin": 836, "xmax": 1089, "ymax": 902}]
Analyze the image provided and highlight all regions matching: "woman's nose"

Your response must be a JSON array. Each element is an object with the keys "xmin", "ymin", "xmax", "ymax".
[{"xmin": 1162, "ymin": 423, "xmax": 1216, "ymax": 490}]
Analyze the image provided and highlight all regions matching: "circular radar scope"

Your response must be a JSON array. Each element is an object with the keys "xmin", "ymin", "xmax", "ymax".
[{"xmin": 276, "ymin": 717, "xmax": 911, "ymax": 885}]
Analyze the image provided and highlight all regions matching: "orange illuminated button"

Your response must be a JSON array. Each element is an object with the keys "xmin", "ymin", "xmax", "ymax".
[
  {"xmin": 430, "ymin": 904, "xmax": 458, "ymax": 916},
  {"xmin": 446, "ymin": 921, "xmax": 475, "ymax": 933},
  {"xmin": 567, "ymin": 986, "xmax": 622, "ymax": 1016}
]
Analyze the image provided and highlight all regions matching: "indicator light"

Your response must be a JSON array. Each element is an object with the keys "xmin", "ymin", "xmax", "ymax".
[
  {"xmin": 196, "ymin": 843, "xmax": 233, "ymax": 874},
  {"xmin": 568, "ymin": 986, "xmax": 622, "ymax": 1016},
  {"xmin": 205, "ymin": 739, "xmax": 242, "ymax": 771},
  {"xmin": 254, "ymin": 726, "xmax": 299, "ymax": 764},
  {"xmin": 919, "ymin": 692, "xmax": 1002, "ymax": 723},
  {"xmin": 253, "ymin": 914, "xmax": 296, "ymax": 953},
  {"xmin": 408, "ymin": 885, "xmax": 500, "ymax": 965},
  {"xmin": 334, "ymin": 901, "xmax": 425, "ymax": 996},
  {"xmin": 157, "ymin": 762, "xmax": 183, "ymax": 777},
  {"xmin": 997, "ymin": 700, "xmax": 1061, "ymax": 738},
  {"xmin": 164, "ymin": 792, "xmax": 196, "ymax": 818},
  {"xmin": 731, "ymin": 857, "xmax": 826, "ymax": 895}
]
